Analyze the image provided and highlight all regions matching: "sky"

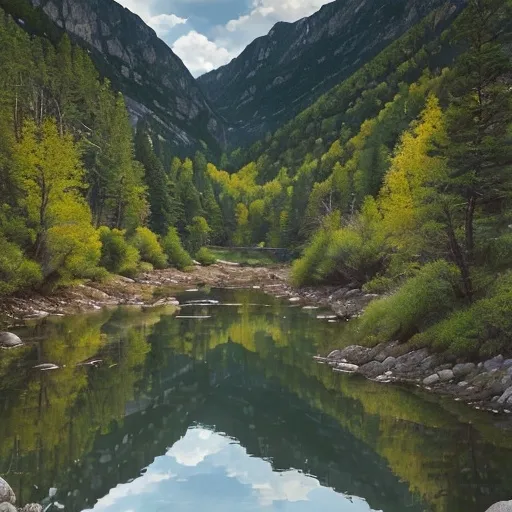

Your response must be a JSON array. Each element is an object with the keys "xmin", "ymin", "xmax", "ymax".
[{"xmin": 115, "ymin": 0, "xmax": 333, "ymax": 76}]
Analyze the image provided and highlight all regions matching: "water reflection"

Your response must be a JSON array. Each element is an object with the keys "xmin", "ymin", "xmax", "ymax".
[{"xmin": 1, "ymin": 289, "xmax": 512, "ymax": 512}]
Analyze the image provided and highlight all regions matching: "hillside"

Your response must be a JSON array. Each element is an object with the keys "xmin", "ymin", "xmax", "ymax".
[
  {"xmin": 0, "ymin": 0, "xmax": 228, "ymax": 157},
  {"xmin": 198, "ymin": 0, "xmax": 466, "ymax": 147}
]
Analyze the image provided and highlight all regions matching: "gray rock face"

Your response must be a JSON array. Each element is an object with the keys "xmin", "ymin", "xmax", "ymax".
[
  {"xmin": 438, "ymin": 369, "xmax": 455, "ymax": 382},
  {"xmin": 198, "ymin": 0, "xmax": 465, "ymax": 147},
  {"xmin": 0, "ymin": 332, "xmax": 23, "ymax": 348},
  {"xmin": 485, "ymin": 501, "xmax": 512, "ymax": 512},
  {"xmin": 394, "ymin": 349, "xmax": 430, "ymax": 376},
  {"xmin": 0, "ymin": 476, "xmax": 15, "ymax": 504},
  {"xmin": 382, "ymin": 357, "xmax": 397, "ymax": 371},
  {"xmin": 27, "ymin": 0, "xmax": 226, "ymax": 154},
  {"xmin": 453, "ymin": 363, "xmax": 476, "ymax": 378},
  {"xmin": 0, "ymin": 503, "xmax": 17, "ymax": 512},
  {"xmin": 423, "ymin": 374, "xmax": 440, "ymax": 386}
]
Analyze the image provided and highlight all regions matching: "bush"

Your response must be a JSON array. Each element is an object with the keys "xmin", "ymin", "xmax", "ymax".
[
  {"xmin": 0, "ymin": 238, "xmax": 42, "ymax": 295},
  {"xmin": 131, "ymin": 227, "xmax": 167, "ymax": 269},
  {"xmin": 351, "ymin": 261, "xmax": 460, "ymax": 346},
  {"xmin": 414, "ymin": 272, "xmax": 512, "ymax": 357},
  {"xmin": 161, "ymin": 227, "xmax": 193, "ymax": 270},
  {"xmin": 98, "ymin": 227, "xmax": 140, "ymax": 276},
  {"xmin": 195, "ymin": 247, "xmax": 217, "ymax": 266},
  {"xmin": 291, "ymin": 212, "xmax": 339, "ymax": 286}
]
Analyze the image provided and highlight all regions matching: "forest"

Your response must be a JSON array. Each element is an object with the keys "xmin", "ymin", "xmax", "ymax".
[{"xmin": 1, "ymin": 0, "xmax": 511, "ymax": 358}]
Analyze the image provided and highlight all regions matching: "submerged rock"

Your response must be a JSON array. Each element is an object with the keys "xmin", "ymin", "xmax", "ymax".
[
  {"xmin": 33, "ymin": 363, "xmax": 60, "ymax": 371},
  {"xmin": 0, "ymin": 476, "xmax": 15, "ymax": 504},
  {"xmin": 0, "ymin": 332, "xmax": 23, "ymax": 348}
]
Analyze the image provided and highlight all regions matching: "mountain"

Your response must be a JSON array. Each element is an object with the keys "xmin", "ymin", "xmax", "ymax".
[
  {"xmin": 20, "ymin": 0, "xmax": 227, "ymax": 156},
  {"xmin": 198, "ymin": 0, "xmax": 465, "ymax": 147}
]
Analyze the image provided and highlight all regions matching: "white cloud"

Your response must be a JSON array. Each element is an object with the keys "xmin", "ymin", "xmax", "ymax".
[
  {"xmin": 148, "ymin": 13, "xmax": 187, "ymax": 36},
  {"xmin": 116, "ymin": 1, "xmax": 187, "ymax": 37},
  {"xmin": 172, "ymin": 31, "xmax": 236, "ymax": 76}
]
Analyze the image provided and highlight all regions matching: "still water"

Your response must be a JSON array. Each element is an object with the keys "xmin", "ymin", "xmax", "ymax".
[{"xmin": 1, "ymin": 289, "xmax": 512, "ymax": 512}]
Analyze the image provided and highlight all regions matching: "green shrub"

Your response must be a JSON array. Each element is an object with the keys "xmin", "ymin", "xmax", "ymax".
[
  {"xmin": 131, "ymin": 227, "xmax": 167, "ymax": 269},
  {"xmin": 363, "ymin": 275, "xmax": 395, "ymax": 294},
  {"xmin": 352, "ymin": 260, "xmax": 460, "ymax": 346},
  {"xmin": 161, "ymin": 227, "xmax": 193, "ymax": 270},
  {"xmin": 414, "ymin": 272, "xmax": 512, "ymax": 357},
  {"xmin": 291, "ymin": 212, "xmax": 339, "ymax": 286},
  {"xmin": 0, "ymin": 238, "xmax": 42, "ymax": 295},
  {"xmin": 98, "ymin": 227, "xmax": 141, "ymax": 276},
  {"xmin": 139, "ymin": 262, "xmax": 154, "ymax": 273},
  {"xmin": 195, "ymin": 247, "xmax": 217, "ymax": 266}
]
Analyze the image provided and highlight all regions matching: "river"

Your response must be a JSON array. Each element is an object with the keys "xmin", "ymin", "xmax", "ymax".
[{"xmin": 1, "ymin": 288, "xmax": 512, "ymax": 511}]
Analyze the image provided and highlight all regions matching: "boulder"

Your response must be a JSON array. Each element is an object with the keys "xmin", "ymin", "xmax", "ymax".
[
  {"xmin": 0, "ymin": 477, "xmax": 15, "ymax": 504},
  {"xmin": 503, "ymin": 359, "xmax": 512, "ymax": 369},
  {"xmin": 498, "ymin": 386, "xmax": 512, "ymax": 405},
  {"xmin": 327, "ymin": 350, "xmax": 342, "ymax": 360},
  {"xmin": 423, "ymin": 374, "xmax": 440, "ymax": 386},
  {"xmin": 394, "ymin": 349, "xmax": 430, "ymax": 376},
  {"xmin": 358, "ymin": 361, "xmax": 385, "ymax": 379},
  {"xmin": 485, "ymin": 501, "xmax": 512, "ymax": 512},
  {"xmin": 0, "ymin": 503, "xmax": 16, "ymax": 512},
  {"xmin": 419, "ymin": 355, "xmax": 439, "ymax": 372},
  {"xmin": 0, "ymin": 332, "xmax": 23, "ymax": 348},
  {"xmin": 438, "ymin": 369, "xmax": 454, "ymax": 382},
  {"xmin": 453, "ymin": 363, "xmax": 476, "ymax": 379},
  {"xmin": 338, "ymin": 345, "xmax": 375, "ymax": 366},
  {"xmin": 484, "ymin": 355, "xmax": 504, "ymax": 372},
  {"xmin": 382, "ymin": 357, "xmax": 397, "ymax": 371}
]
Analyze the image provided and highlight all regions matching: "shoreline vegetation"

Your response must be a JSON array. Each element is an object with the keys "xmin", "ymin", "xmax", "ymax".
[{"xmin": 2, "ymin": 261, "xmax": 512, "ymax": 416}]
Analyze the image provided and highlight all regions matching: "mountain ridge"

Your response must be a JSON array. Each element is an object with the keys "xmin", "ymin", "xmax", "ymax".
[{"xmin": 198, "ymin": 0, "xmax": 466, "ymax": 148}]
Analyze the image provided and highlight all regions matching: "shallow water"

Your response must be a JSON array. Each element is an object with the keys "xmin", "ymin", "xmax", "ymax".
[{"xmin": 1, "ymin": 288, "xmax": 512, "ymax": 512}]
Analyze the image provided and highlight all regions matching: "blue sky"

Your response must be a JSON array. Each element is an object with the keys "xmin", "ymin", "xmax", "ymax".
[{"xmin": 116, "ymin": 0, "xmax": 333, "ymax": 76}]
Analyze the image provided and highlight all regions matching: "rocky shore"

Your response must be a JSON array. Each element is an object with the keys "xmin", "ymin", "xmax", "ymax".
[
  {"xmin": 3, "ymin": 263, "xmax": 512, "ymax": 417},
  {"xmin": 315, "ymin": 342, "xmax": 512, "ymax": 414}
]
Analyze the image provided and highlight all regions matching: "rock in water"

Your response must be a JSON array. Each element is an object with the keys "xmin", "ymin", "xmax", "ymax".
[
  {"xmin": 0, "ymin": 332, "xmax": 23, "ymax": 348},
  {"xmin": 485, "ymin": 501, "xmax": 512, "ymax": 512},
  {"xmin": 0, "ymin": 476, "xmax": 16, "ymax": 504},
  {"xmin": 0, "ymin": 503, "xmax": 17, "ymax": 512}
]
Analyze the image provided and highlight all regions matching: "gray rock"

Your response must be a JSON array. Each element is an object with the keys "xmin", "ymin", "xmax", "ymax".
[
  {"xmin": 438, "ymin": 369, "xmax": 455, "ymax": 382},
  {"xmin": 485, "ymin": 501, "xmax": 512, "ymax": 512},
  {"xmin": 420, "ymin": 355, "xmax": 439, "ymax": 371},
  {"xmin": 394, "ymin": 349, "xmax": 430, "ymax": 376},
  {"xmin": 453, "ymin": 363, "xmax": 476, "ymax": 379},
  {"xmin": 338, "ymin": 345, "xmax": 375, "ymax": 366},
  {"xmin": 0, "ymin": 477, "xmax": 15, "ymax": 504},
  {"xmin": 423, "ymin": 374, "xmax": 440, "ymax": 386},
  {"xmin": 435, "ymin": 363, "xmax": 453, "ymax": 372},
  {"xmin": 0, "ymin": 332, "xmax": 23, "ymax": 348},
  {"xmin": 327, "ymin": 350, "xmax": 342, "ymax": 359},
  {"xmin": 382, "ymin": 357, "xmax": 397, "ymax": 371},
  {"xmin": 22, "ymin": 505, "xmax": 43, "ymax": 512},
  {"xmin": 484, "ymin": 355, "xmax": 504, "ymax": 372},
  {"xmin": 458, "ymin": 381, "xmax": 469, "ymax": 387},
  {"xmin": 0, "ymin": 503, "xmax": 17, "ymax": 512},
  {"xmin": 498, "ymin": 386, "xmax": 512, "ymax": 405},
  {"xmin": 503, "ymin": 359, "xmax": 512, "ymax": 369},
  {"xmin": 358, "ymin": 361, "xmax": 385, "ymax": 379}
]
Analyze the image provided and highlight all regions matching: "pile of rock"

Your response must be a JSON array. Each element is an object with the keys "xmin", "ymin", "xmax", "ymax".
[
  {"xmin": 316, "ymin": 344, "xmax": 512, "ymax": 411},
  {"xmin": 0, "ymin": 477, "xmax": 42, "ymax": 512}
]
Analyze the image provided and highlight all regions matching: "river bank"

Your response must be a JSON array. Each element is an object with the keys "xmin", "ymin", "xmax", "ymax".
[{"xmin": 2, "ymin": 263, "xmax": 511, "ymax": 416}]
